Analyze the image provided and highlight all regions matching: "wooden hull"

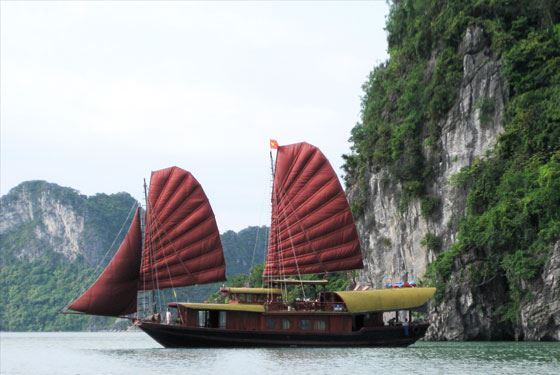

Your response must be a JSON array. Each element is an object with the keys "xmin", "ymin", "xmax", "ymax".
[{"xmin": 137, "ymin": 321, "xmax": 429, "ymax": 348}]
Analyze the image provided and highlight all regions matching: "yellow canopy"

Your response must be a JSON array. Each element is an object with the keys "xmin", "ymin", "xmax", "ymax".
[
  {"xmin": 178, "ymin": 303, "xmax": 265, "ymax": 313},
  {"xmin": 335, "ymin": 288, "xmax": 436, "ymax": 313},
  {"xmin": 223, "ymin": 287, "xmax": 282, "ymax": 295},
  {"xmin": 268, "ymin": 279, "xmax": 329, "ymax": 285}
]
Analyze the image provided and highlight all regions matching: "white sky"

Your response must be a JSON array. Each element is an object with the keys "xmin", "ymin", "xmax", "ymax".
[{"xmin": 1, "ymin": 0, "xmax": 389, "ymax": 231}]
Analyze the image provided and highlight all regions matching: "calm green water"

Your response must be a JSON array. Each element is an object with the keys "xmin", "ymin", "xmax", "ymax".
[{"xmin": 1, "ymin": 332, "xmax": 559, "ymax": 374}]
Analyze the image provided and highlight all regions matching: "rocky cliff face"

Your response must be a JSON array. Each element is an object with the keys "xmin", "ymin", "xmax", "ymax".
[
  {"xmin": 427, "ymin": 239, "xmax": 560, "ymax": 341},
  {"xmin": 0, "ymin": 181, "xmax": 140, "ymax": 331},
  {"xmin": 351, "ymin": 26, "xmax": 506, "ymax": 287},
  {"xmin": 521, "ymin": 240, "xmax": 560, "ymax": 341},
  {"xmin": 221, "ymin": 226, "xmax": 269, "ymax": 277},
  {"xmin": 0, "ymin": 181, "xmax": 137, "ymax": 264},
  {"xmin": 350, "ymin": 26, "xmax": 559, "ymax": 340}
]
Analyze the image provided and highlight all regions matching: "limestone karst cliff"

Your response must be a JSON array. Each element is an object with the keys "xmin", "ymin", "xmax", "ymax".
[
  {"xmin": 1, "ymin": 180, "xmax": 138, "ymax": 265},
  {"xmin": 345, "ymin": 1, "xmax": 559, "ymax": 340},
  {"xmin": 350, "ymin": 25, "xmax": 506, "ymax": 290},
  {"xmin": 0, "ymin": 181, "xmax": 140, "ymax": 330}
]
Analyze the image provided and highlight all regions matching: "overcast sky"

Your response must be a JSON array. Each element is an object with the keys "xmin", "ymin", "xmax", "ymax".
[{"xmin": 1, "ymin": 1, "xmax": 389, "ymax": 231}]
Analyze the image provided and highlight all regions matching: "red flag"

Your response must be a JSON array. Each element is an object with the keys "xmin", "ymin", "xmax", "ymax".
[{"xmin": 270, "ymin": 139, "xmax": 279, "ymax": 149}]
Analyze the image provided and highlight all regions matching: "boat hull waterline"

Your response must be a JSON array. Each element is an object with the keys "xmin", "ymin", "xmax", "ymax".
[{"xmin": 137, "ymin": 321, "xmax": 429, "ymax": 348}]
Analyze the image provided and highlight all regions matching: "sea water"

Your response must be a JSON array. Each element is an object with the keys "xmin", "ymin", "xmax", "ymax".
[{"xmin": 1, "ymin": 332, "xmax": 559, "ymax": 375}]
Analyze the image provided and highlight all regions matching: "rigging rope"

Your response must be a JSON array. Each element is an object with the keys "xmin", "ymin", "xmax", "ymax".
[
  {"xmin": 142, "ymin": 172, "xmax": 210, "ymax": 315},
  {"xmin": 144, "ymin": 205, "xmax": 185, "ymax": 309},
  {"xmin": 61, "ymin": 200, "xmax": 139, "ymax": 313},
  {"xmin": 276, "ymin": 201, "xmax": 307, "ymax": 300},
  {"xmin": 142, "ymin": 183, "xmax": 162, "ymax": 315}
]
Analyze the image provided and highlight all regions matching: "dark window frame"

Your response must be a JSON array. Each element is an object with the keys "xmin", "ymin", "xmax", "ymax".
[{"xmin": 299, "ymin": 319, "xmax": 311, "ymax": 330}]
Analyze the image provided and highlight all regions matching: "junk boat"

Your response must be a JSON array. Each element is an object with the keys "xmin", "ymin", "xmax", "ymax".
[{"xmin": 65, "ymin": 141, "xmax": 435, "ymax": 347}]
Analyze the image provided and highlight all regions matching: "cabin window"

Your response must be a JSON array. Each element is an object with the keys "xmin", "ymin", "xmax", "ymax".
[
  {"xmin": 219, "ymin": 311, "xmax": 227, "ymax": 328},
  {"xmin": 246, "ymin": 294, "xmax": 253, "ymax": 303},
  {"xmin": 282, "ymin": 319, "xmax": 291, "ymax": 330},
  {"xmin": 314, "ymin": 320, "xmax": 326, "ymax": 331},
  {"xmin": 266, "ymin": 318, "xmax": 276, "ymax": 330},
  {"xmin": 197, "ymin": 311, "xmax": 208, "ymax": 327},
  {"xmin": 238, "ymin": 294, "xmax": 246, "ymax": 303},
  {"xmin": 299, "ymin": 319, "xmax": 310, "ymax": 330}
]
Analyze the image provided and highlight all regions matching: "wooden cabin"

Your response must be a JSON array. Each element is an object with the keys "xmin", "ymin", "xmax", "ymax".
[{"xmin": 168, "ymin": 287, "xmax": 434, "ymax": 334}]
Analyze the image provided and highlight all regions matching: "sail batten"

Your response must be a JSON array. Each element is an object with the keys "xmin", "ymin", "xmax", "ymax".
[
  {"xmin": 274, "ymin": 190, "xmax": 350, "ymax": 242},
  {"xmin": 149, "ymin": 206, "xmax": 215, "ymax": 255},
  {"xmin": 67, "ymin": 207, "xmax": 143, "ymax": 317},
  {"xmin": 140, "ymin": 166, "xmax": 226, "ymax": 291},
  {"xmin": 264, "ymin": 142, "xmax": 363, "ymax": 277},
  {"xmin": 147, "ymin": 237, "xmax": 224, "ymax": 272}
]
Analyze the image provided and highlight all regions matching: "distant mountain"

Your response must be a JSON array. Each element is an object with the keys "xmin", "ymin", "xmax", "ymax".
[
  {"xmin": 0, "ymin": 181, "xmax": 268, "ymax": 331},
  {"xmin": 0, "ymin": 180, "xmax": 137, "ymax": 266},
  {"xmin": 221, "ymin": 226, "xmax": 268, "ymax": 277}
]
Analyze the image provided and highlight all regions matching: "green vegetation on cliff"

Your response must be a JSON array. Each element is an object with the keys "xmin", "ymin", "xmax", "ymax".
[
  {"xmin": 221, "ymin": 226, "xmax": 269, "ymax": 277},
  {"xmin": 1, "ymin": 181, "xmax": 139, "ymax": 331},
  {"xmin": 345, "ymin": 0, "xmax": 560, "ymax": 325},
  {"xmin": 0, "ymin": 256, "xmax": 115, "ymax": 331}
]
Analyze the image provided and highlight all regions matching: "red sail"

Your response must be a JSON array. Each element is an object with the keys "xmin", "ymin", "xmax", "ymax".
[
  {"xmin": 68, "ymin": 208, "xmax": 142, "ymax": 316},
  {"xmin": 140, "ymin": 166, "xmax": 226, "ymax": 290},
  {"xmin": 264, "ymin": 142, "xmax": 363, "ymax": 277}
]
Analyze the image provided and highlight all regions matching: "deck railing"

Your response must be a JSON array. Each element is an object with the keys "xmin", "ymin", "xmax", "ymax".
[{"xmin": 265, "ymin": 301, "xmax": 347, "ymax": 312}]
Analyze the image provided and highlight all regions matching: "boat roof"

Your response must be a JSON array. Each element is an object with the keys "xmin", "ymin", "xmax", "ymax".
[
  {"xmin": 174, "ymin": 288, "xmax": 435, "ymax": 314},
  {"xmin": 334, "ymin": 287, "xmax": 436, "ymax": 313},
  {"xmin": 177, "ymin": 303, "xmax": 265, "ymax": 313},
  {"xmin": 221, "ymin": 287, "xmax": 282, "ymax": 295},
  {"xmin": 268, "ymin": 279, "xmax": 329, "ymax": 285}
]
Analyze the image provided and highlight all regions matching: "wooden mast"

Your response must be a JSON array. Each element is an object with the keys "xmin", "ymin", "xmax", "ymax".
[{"xmin": 143, "ymin": 177, "xmax": 156, "ymax": 316}]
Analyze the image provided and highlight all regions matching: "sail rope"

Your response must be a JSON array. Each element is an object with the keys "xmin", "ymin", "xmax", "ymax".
[
  {"xmin": 276, "ymin": 220, "xmax": 290, "ymax": 302},
  {"xmin": 267, "ymin": 145, "xmax": 360, "ymax": 304},
  {"xmin": 144, "ymin": 196, "xmax": 165, "ymax": 314},
  {"xmin": 140, "ymin": 204, "xmax": 148, "ymax": 318},
  {"xmin": 249, "ymin": 226, "xmax": 260, "ymax": 275},
  {"xmin": 61, "ymin": 201, "xmax": 138, "ymax": 312},
  {"xmin": 140, "ymin": 180, "xmax": 149, "ymax": 316},
  {"xmin": 266, "ymin": 149, "xmax": 277, "ymax": 302},
  {"xmin": 271, "ymin": 177, "xmax": 328, "ymax": 299},
  {"xmin": 249, "ymin": 198, "xmax": 268, "ymax": 278},
  {"xmin": 249, "ymin": 171, "xmax": 271, "ymax": 288},
  {"xmin": 275, "ymin": 200, "xmax": 307, "ymax": 300},
  {"xmin": 276, "ymin": 220, "xmax": 287, "ymax": 298},
  {"xmin": 266, "ymin": 156, "xmax": 276, "ymax": 303},
  {"xmin": 142, "ymin": 175, "xmax": 206, "ymax": 311},
  {"xmin": 266, "ymin": 148, "xmax": 305, "ymax": 302},
  {"xmin": 142, "ymin": 169, "xmax": 228, "ymax": 316},
  {"xmin": 143, "ymin": 206, "xmax": 188, "ymax": 310},
  {"xmin": 268, "ymin": 145, "xmax": 330, "ymax": 293},
  {"xmin": 271, "ymin": 191, "xmax": 292, "ymax": 302},
  {"xmin": 274, "ymin": 180, "xmax": 335, "ymax": 274}
]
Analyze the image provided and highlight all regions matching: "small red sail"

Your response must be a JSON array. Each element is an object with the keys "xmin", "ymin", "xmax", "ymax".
[
  {"xmin": 140, "ymin": 166, "xmax": 226, "ymax": 290},
  {"xmin": 264, "ymin": 142, "xmax": 363, "ymax": 277},
  {"xmin": 68, "ymin": 208, "xmax": 142, "ymax": 316}
]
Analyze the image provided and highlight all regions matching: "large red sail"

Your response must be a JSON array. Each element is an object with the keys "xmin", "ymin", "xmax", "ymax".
[
  {"xmin": 264, "ymin": 142, "xmax": 363, "ymax": 277},
  {"xmin": 68, "ymin": 208, "xmax": 142, "ymax": 316},
  {"xmin": 140, "ymin": 166, "xmax": 226, "ymax": 290}
]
